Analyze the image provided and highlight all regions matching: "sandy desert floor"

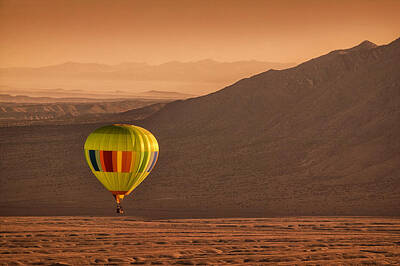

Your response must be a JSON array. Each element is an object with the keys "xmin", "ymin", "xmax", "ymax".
[{"xmin": 0, "ymin": 217, "xmax": 399, "ymax": 265}]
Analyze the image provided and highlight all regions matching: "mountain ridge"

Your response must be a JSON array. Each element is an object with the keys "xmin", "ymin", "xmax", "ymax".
[
  {"xmin": 136, "ymin": 37, "xmax": 400, "ymax": 216},
  {"xmin": 1, "ymin": 59, "xmax": 295, "ymax": 72}
]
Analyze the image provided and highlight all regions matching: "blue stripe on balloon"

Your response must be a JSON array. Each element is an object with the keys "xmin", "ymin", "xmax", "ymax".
[
  {"xmin": 89, "ymin": 150, "xmax": 100, "ymax": 171},
  {"xmin": 147, "ymin": 151, "xmax": 158, "ymax": 172}
]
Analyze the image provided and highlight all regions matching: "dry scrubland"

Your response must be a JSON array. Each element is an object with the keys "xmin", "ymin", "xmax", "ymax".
[{"xmin": 1, "ymin": 217, "xmax": 399, "ymax": 265}]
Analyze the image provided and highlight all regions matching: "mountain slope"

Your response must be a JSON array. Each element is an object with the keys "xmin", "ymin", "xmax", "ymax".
[
  {"xmin": 0, "ymin": 39, "xmax": 399, "ymax": 217},
  {"xmin": 137, "ymin": 38, "xmax": 400, "ymax": 216}
]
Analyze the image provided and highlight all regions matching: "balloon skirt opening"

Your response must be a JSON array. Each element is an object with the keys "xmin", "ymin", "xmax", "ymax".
[{"xmin": 112, "ymin": 193, "xmax": 126, "ymax": 203}]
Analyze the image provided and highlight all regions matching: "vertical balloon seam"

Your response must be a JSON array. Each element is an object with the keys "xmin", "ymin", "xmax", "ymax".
[
  {"xmin": 148, "ymin": 134, "xmax": 159, "ymax": 171},
  {"xmin": 128, "ymin": 125, "xmax": 136, "ymax": 173},
  {"xmin": 146, "ymin": 132, "xmax": 159, "ymax": 173},
  {"xmin": 147, "ymin": 132, "xmax": 157, "ymax": 172},
  {"xmin": 124, "ymin": 125, "xmax": 137, "ymax": 193},
  {"xmin": 127, "ymin": 126, "xmax": 141, "ymax": 191},
  {"xmin": 145, "ymin": 151, "xmax": 154, "ymax": 173},
  {"xmin": 136, "ymin": 129, "xmax": 151, "ymax": 187},
  {"xmin": 123, "ymin": 125, "xmax": 132, "ymax": 191},
  {"xmin": 132, "ymin": 125, "xmax": 143, "ymax": 193},
  {"xmin": 131, "ymin": 127, "xmax": 152, "ymax": 191},
  {"xmin": 146, "ymin": 133, "xmax": 154, "ymax": 173},
  {"xmin": 126, "ymin": 126, "xmax": 136, "ymax": 191},
  {"xmin": 148, "ymin": 151, "xmax": 158, "ymax": 173},
  {"xmin": 130, "ymin": 150, "xmax": 136, "ymax": 173},
  {"xmin": 132, "ymin": 126, "xmax": 144, "ymax": 187},
  {"xmin": 152, "ymin": 150, "xmax": 159, "ymax": 172},
  {"xmin": 131, "ymin": 129, "xmax": 151, "ymax": 191},
  {"xmin": 126, "ymin": 126, "xmax": 140, "ymax": 193},
  {"xmin": 142, "ymin": 131, "xmax": 152, "ymax": 184},
  {"xmin": 135, "ymin": 127, "xmax": 150, "ymax": 189},
  {"xmin": 140, "ymin": 127, "xmax": 157, "ymax": 177},
  {"xmin": 142, "ymin": 128, "xmax": 153, "ymax": 171},
  {"xmin": 128, "ymin": 126, "xmax": 145, "ymax": 192},
  {"xmin": 137, "ymin": 128, "xmax": 148, "ymax": 175}
]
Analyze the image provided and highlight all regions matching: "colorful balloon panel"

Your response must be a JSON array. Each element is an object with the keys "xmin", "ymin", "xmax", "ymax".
[
  {"xmin": 86, "ymin": 150, "xmax": 158, "ymax": 173},
  {"xmin": 84, "ymin": 124, "xmax": 159, "ymax": 196}
]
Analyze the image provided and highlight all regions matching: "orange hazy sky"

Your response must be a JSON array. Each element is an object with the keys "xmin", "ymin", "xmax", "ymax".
[{"xmin": 1, "ymin": 0, "xmax": 399, "ymax": 67}]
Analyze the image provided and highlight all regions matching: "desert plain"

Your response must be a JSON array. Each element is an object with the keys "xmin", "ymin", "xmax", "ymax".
[{"xmin": 1, "ymin": 216, "xmax": 399, "ymax": 265}]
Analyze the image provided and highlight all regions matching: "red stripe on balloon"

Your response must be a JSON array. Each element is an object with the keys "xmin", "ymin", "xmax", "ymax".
[
  {"xmin": 112, "ymin": 151, "xmax": 118, "ymax": 172},
  {"xmin": 103, "ymin": 151, "xmax": 113, "ymax": 172}
]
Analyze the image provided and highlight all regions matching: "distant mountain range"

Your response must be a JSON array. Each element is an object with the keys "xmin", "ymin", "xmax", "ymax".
[
  {"xmin": 1, "ymin": 38, "xmax": 399, "ymax": 216},
  {"xmin": 0, "ymin": 90, "xmax": 195, "ymax": 102},
  {"xmin": 0, "ymin": 60, "xmax": 296, "ymax": 96},
  {"xmin": 0, "ymin": 59, "xmax": 295, "ymax": 82}
]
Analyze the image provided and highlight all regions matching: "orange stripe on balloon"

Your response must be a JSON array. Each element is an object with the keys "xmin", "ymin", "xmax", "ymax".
[
  {"xmin": 99, "ymin": 150, "xmax": 106, "ymax": 171},
  {"xmin": 122, "ymin": 151, "xmax": 132, "ymax": 172},
  {"xmin": 112, "ymin": 151, "xmax": 117, "ymax": 172}
]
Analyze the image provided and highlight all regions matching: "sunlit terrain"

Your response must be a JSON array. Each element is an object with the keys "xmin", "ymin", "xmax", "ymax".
[{"xmin": 1, "ymin": 217, "xmax": 399, "ymax": 265}]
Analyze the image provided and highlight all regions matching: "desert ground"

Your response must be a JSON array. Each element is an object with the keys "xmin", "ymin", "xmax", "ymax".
[{"xmin": 1, "ymin": 217, "xmax": 399, "ymax": 265}]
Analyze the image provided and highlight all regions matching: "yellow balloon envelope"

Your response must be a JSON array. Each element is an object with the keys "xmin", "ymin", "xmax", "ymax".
[{"xmin": 84, "ymin": 124, "xmax": 159, "ymax": 213}]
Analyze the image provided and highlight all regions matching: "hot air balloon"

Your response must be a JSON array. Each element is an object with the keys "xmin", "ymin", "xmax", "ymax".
[{"xmin": 84, "ymin": 124, "xmax": 159, "ymax": 214}]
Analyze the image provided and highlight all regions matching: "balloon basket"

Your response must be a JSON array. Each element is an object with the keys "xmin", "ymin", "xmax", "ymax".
[{"xmin": 116, "ymin": 203, "xmax": 124, "ymax": 214}]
